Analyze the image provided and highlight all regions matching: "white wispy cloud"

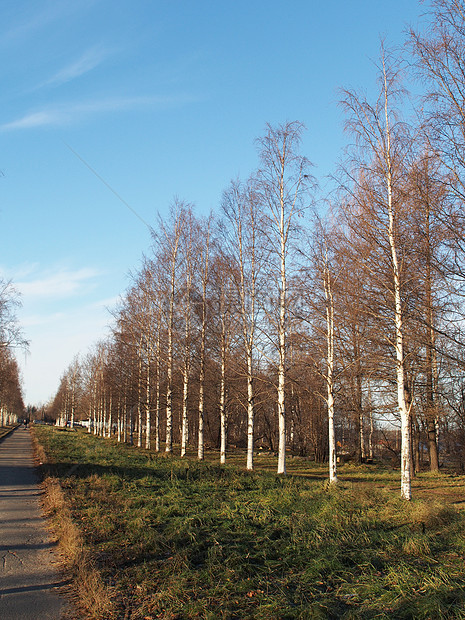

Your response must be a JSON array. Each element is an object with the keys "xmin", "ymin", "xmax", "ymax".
[
  {"xmin": 21, "ymin": 296, "xmax": 117, "ymax": 328},
  {"xmin": 0, "ymin": 1, "xmax": 96, "ymax": 48},
  {"xmin": 15, "ymin": 266, "xmax": 102, "ymax": 300},
  {"xmin": 0, "ymin": 94, "xmax": 200, "ymax": 131},
  {"xmin": 0, "ymin": 262, "xmax": 40, "ymax": 281},
  {"xmin": 21, "ymin": 312, "xmax": 66, "ymax": 328},
  {"xmin": 1, "ymin": 110, "xmax": 65, "ymax": 130},
  {"xmin": 41, "ymin": 46, "xmax": 109, "ymax": 88}
]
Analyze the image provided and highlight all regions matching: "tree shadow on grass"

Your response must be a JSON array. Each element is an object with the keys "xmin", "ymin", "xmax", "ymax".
[{"xmin": 38, "ymin": 458, "xmax": 283, "ymax": 486}]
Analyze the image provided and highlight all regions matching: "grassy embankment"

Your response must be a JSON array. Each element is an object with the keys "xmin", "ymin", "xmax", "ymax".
[{"xmin": 33, "ymin": 425, "xmax": 465, "ymax": 619}]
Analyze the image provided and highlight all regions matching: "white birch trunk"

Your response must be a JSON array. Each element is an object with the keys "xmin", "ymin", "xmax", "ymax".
[
  {"xmin": 165, "ymin": 226, "xmax": 180, "ymax": 455},
  {"xmin": 123, "ymin": 391, "xmax": 127, "ymax": 443},
  {"xmin": 219, "ymin": 290, "xmax": 229, "ymax": 465},
  {"xmin": 368, "ymin": 382, "xmax": 374, "ymax": 460},
  {"xmin": 277, "ymin": 170, "xmax": 287, "ymax": 475},
  {"xmin": 145, "ymin": 363, "xmax": 151, "ymax": 449},
  {"xmin": 129, "ymin": 403, "xmax": 134, "ymax": 445},
  {"xmin": 246, "ymin": 358, "xmax": 254, "ymax": 471},
  {"xmin": 98, "ymin": 395, "xmax": 103, "ymax": 437},
  {"xmin": 137, "ymin": 335, "xmax": 143, "ymax": 447},
  {"xmin": 360, "ymin": 410, "xmax": 366, "ymax": 461},
  {"xmin": 91, "ymin": 387, "xmax": 96, "ymax": 434},
  {"xmin": 165, "ymin": 289, "xmax": 174, "ymax": 453},
  {"xmin": 324, "ymin": 260, "xmax": 337, "ymax": 484},
  {"xmin": 181, "ymin": 368, "xmax": 189, "ymax": 457},
  {"xmin": 155, "ymin": 355, "xmax": 160, "ymax": 452},
  {"xmin": 117, "ymin": 396, "xmax": 122, "ymax": 443},
  {"xmin": 70, "ymin": 381, "xmax": 75, "ymax": 430},
  {"xmin": 383, "ymin": 68, "xmax": 411, "ymax": 500},
  {"xmin": 241, "ymin": 223, "xmax": 256, "ymax": 471},
  {"xmin": 223, "ymin": 181, "xmax": 262, "ymax": 471},
  {"xmin": 197, "ymin": 222, "xmax": 210, "ymax": 461},
  {"xmin": 220, "ymin": 352, "xmax": 227, "ymax": 464},
  {"xmin": 181, "ymin": 275, "xmax": 191, "ymax": 458},
  {"xmin": 107, "ymin": 394, "xmax": 112, "ymax": 438},
  {"xmin": 198, "ymin": 340, "xmax": 205, "ymax": 461},
  {"xmin": 153, "ymin": 317, "xmax": 161, "ymax": 452}
]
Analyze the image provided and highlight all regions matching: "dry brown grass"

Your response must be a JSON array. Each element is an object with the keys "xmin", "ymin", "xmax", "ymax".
[
  {"xmin": 31, "ymin": 429, "xmax": 47, "ymax": 465},
  {"xmin": 31, "ymin": 429, "xmax": 114, "ymax": 619}
]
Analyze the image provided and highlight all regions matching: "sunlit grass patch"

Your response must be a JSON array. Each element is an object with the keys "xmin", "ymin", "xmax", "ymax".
[{"xmin": 33, "ymin": 426, "xmax": 465, "ymax": 619}]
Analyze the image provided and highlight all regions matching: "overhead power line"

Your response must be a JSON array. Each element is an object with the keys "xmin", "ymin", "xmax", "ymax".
[{"xmin": 63, "ymin": 141, "xmax": 153, "ymax": 232}]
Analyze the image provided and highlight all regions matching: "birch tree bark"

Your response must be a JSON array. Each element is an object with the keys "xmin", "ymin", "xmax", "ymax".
[
  {"xmin": 155, "ymin": 309, "xmax": 161, "ymax": 452},
  {"xmin": 145, "ymin": 362, "xmax": 151, "ymax": 450},
  {"xmin": 137, "ymin": 334, "xmax": 143, "ymax": 448},
  {"xmin": 322, "ymin": 246, "xmax": 338, "ymax": 484}
]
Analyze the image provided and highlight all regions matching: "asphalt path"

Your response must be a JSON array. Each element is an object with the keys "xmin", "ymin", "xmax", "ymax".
[{"xmin": 0, "ymin": 427, "xmax": 68, "ymax": 619}]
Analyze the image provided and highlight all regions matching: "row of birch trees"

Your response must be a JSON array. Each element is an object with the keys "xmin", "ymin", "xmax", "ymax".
[{"xmin": 48, "ymin": 0, "xmax": 465, "ymax": 499}]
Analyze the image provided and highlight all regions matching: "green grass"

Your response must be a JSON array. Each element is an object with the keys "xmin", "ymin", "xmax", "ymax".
[{"xmin": 35, "ymin": 426, "xmax": 465, "ymax": 619}]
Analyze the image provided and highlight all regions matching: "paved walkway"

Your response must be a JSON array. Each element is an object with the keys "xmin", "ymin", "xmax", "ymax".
[{"xmin": 0, "ymin": 428, "xmax": 68, "ymax": 619}]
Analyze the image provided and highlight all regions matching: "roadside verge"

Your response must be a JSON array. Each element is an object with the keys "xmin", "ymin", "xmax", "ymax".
[{"xmin": 31, "ymin": 428, "xmax": 113, "ymax": 619}]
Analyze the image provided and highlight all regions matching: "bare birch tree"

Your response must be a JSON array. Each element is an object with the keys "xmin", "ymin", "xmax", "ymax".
[
  {"xmin": 222, "ymin": 180, "xmax": 264, "ymax": 470},
  {"xmin": 197, "ymin": 214, "xmax": 213, "ymax": 461},
  {"xmin": 295, "ymin": 217, "xmax": 347, "ymax": 484},
  {"xmin": 254, "ymin": 121, "xmax": 313, "ymax": 475},
  {"xmin": 210, "ymin": 251, "xmax": 237, "ymax": 464},
  {"xmin": 156, "ymin": 203, "xmax": 185, "ymax": 453},
  {"xmin": 410, "ymin": 0, "xmax": 465, "ymax": 199},
  {"xmin": 179, "ymin": 206, "xmax": 197, "ymax": 457},
  {"xmin": 321, "ymin": 239, "xmax": 338, "ymax": 484},
  {"xmin": 340, "ymin": 46, "xmax": 414, "ymax": 499}
]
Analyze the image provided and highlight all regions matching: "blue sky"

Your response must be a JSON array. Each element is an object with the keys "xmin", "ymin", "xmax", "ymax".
[{"xmin": 0, "ymin": 0, "xmax": 424, "ymax": 405}]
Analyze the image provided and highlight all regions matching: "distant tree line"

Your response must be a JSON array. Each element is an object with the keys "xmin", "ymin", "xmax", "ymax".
[
  {"xmin": 0, "ymin": 279, "xmax": 26, "ymax": 424},
  {"xmin": 48, "ymin": 1, "xmax": 465, "ymax": 499}
]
